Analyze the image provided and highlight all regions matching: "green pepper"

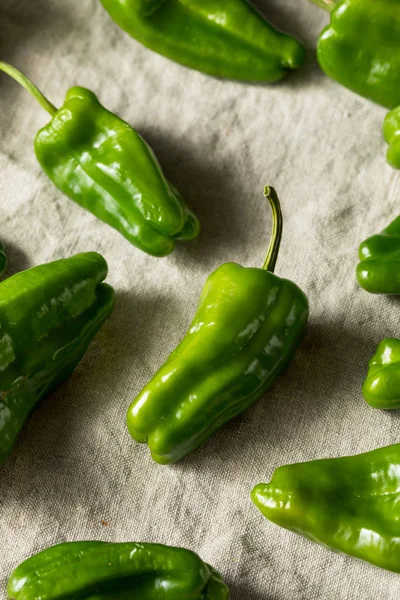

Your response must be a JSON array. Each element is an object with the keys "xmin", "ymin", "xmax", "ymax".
[
  {"xmin": 99, "ymin": 0, "xmax": 305, "ymax": 82},
  {"xmin": 0, "ymin": 252, "xmax": 114, "ymax": 465},
  {"xmin": 363, "ymin": 338, "xmax": 400, "ymax": 409},
  {"xmin": 0, "ymin": 241, "xmax": 7, "ymax": 275},
  {"xmin": 309, "ymin": 0, "xmax": 400, "ymax": 109},
  {"xmin": 0, "ymin": 62, "xmax": 199, "ymax": 257},
  {"xmin": 8, "ymin": 541, "xmax": 230, "ymax": 599},
  {"xmin": 252, "ymin": 443, "xmax": 400, "ymax": 573},
  {"xmin": 127, "ymin": 187, "xmax": 309, "ymax": 464},
  {"xmin": 356, "ymin": 214, "xmax": 400, "ymax": 294},
  {"xmin": 384, "ymin": 106, "xmax": 400, "ymax": 169}
]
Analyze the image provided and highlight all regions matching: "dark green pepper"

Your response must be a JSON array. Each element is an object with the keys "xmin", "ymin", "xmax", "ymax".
[
  {"xmin": 0, "ymin": 62, "xmax": 199, "ymax": 257},
  {"xmin": 0, "ymin": 241, "xmax": 7, "ymax": 275},
  {"xmin": 384, "ymin": 106, "xmax": 400, "ymax": 169},
  {"xmin": 99, "ymin": 0, "xmax": 305, "ymax": 82},
  {"xmin": 8, "ymin": 541, "xmax": 230, "ymax": 599},
  {"xmin": 127, "ymin": 187, "xmax": 309, "ymax": 464},
  {"xmin": 310, "ymin": 0, "xmax": 400, "ymax": 109},
  {"xmin": 0, "ymin": 252, "xmax": 114, "ymax": 465},
  {"xmin": 252, "ymin": 444, "xmax": 400, "ymax": 573},
  {"xmin": 356, "ymin": 214, "xmax": 400, "ymax": 294},
  {"xmin": 363, "ymin": 338, "xmax": 400, "ymax": 409}
]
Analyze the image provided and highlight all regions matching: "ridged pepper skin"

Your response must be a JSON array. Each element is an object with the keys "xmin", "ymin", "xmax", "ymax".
[
  {"xmin": 7, "ymin": 541, "xmax": 230, "ymax": 600},
  {"xmin": 356, "ymin": 215, "xmax": 400, "ymax": 294},
  {"xmin": 363, "ymin": 338, "xmax": 400, "ymax": 409},
  {"xmin": 0, "ymin": 253, "xmax": 114, "ymax": 465},
  {"xmin": 316, "ymin": 0, "xmax": 400, "ymax": 109},
  {"xmin": 0, "ymin": 63, "xmax": 199, "ymax": 257},
  {"xmin": 384, "ymin": 106, "xmax": 400, "ymax": 169},
  {"xmin": 252, "ymin": 444, "xmax": 400, "ymax": 573},
  {"xmin": 127, "ymin": 188, "xmax": 309, "ymax": 464},
  {"xmin": 0, "ymin": 241, "xmax": 7, "ymax": 275},
  {"xmin": 99, "ymin": 0, "xmax": 305, "ymax": 82}
]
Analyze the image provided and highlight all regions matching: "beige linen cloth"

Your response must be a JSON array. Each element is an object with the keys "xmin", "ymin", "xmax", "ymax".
[{"xmin": 0, "ymin": 1, "xmax": 399, "ymax": 598}]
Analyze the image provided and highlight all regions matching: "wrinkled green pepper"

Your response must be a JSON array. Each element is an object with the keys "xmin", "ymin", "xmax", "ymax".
[
  {"xmin": 0, "ymin": 241, "xmax": 7, "ymax": 275},
  {"xmin": 8, "ymin": 541, "xmax": 230, "ymax": 599},
  {"xmin": 384, "ymin": 106, "xmax": 400, "ymax": 169},
  {"xmin": 127, "ymin": 187, "xmax": 309, "ymax": 464},
  {"xmin": 0, "ymin": 62, "xmax": 199, "ymax": 257},
  {"xmin": 99, "ymin": 0, "xmax": 305, "ymax": 82},
  {"xmin": 356, "ymin": 214, "xmax": 400, "ymax": 294},
  {"xmin": 252, "ymin": 443, "xmax": 400, "ymax": 573},
  {"xmin": 310, "ymin": 0, "xmax": 400, "ymax": 109},
  {"xmin": 0, "ymin": 252, "xmax": 114, "ymax": 465},
  {"xmin": 363, "ymin": 338, "xmax": 400, "ymax": 409}
]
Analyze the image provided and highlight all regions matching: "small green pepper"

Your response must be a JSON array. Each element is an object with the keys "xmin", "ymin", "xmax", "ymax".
[
  {"xmin": 127, "ymin": 187, "xmax": 309, "ymax": 464},
  {"xmin": 252, "ymin": 443, "xmax": 400, "ymax": 573},
  {"xmin": 0, "ymin": 252, "xmax": 114, "ymax": 465},
  {"xmin": 363, "ymin": 338, "xmax": 400, "ymax": 409},
  {"xmin": 384, "ymin": 106, "xmax": 400, "ymax": 169},
  {"xmin": 0, "ymin": 241, "xmax": 7, "ymax": 275},
  {"xmin": 0, "ymin": 62, "xmax": 200, "ymax": 257},
  {"xmin": 8, "ymin": 541, "xmax": 230, "ymax": 599},
  {"xmin": 356, "ymin": 214, "xmax": 400, "ymax": 294},
  {"xmin": 99, "ymin": 0, "xmax": 305, "ymax": 82},
  {"xmin": 309, "ymin": 0, "xmax": 400, "ymax": 109}
]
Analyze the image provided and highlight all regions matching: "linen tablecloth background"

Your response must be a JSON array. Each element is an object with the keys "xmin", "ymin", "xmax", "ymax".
[{"xmin": 1, "ymin": 1, "xmax": 399, "ymax": 598}]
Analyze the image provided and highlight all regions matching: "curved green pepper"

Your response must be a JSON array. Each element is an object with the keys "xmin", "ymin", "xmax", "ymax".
[
  {"xmin": 0, "ymin": 241, "xmax": 7, "ymax": 275},
  {"xmin": 0, "ymin": 62, "xmax": 199, "ymax": 257},
  {"xmin": 311, "ymin": 0, "xmax": 400, "ymax": 109},
  {"xmin": 252, "ymin": 443, "xmax": 400, "ymax": 573},
  {"xmin": 384, "ymin": 106, "xmax": 400, "ymax": 169},
  {"xmin": 127, "ymin": 187, "xmax": 309, "ymax": 464},
  {"xmin": 0, "ymin": 252, "xmax": 114, "ymax": 465},
  {"xmin": 356, "ymin": 214, "xmax": 400, "ymax": 294},
  {"xmin": 363, "ymin": 338, "xmax": 400, "ymax": 409},
  {"xmin": 8, "ymin": 541, "xmax": 230, "ymax": 599},
  {"xmin": 99, "ymin": 0, "xmax": 305, "ymax": 82}
]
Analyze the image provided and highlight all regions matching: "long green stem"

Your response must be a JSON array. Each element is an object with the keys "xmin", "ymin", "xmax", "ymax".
[
  {"xmin": 262, "ymin": 186, "xmax": 283, "ymax": 273},
  {"xmin": 308, "ymin": 0, "xmax": 337, "ymax": 11},
  {"xmin": 0, "ymin": 62, "xmax": 57, "ymax": 116}
]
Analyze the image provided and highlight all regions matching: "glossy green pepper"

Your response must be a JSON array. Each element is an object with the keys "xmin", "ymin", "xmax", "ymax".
[
  {"xmin": 310, "ymin": 0, "xmax": 400, "ymax": 109},
  {"xmin": 252, "ymin": 443, "xmax": 400, "ymax": 573},
  {"xmin": 0, "ymin": 241, "xmax": 7, "ymax": 275},
  {"xmin": 8, "ymin": 541, "xmax": 230, "ymax": 599},
  {"xmin": 127, "ymin": 187, "xmax": 309, "ymax": 464},
  {"xmin": 0, "ymin": 62, "xmax": 199, "ymax": 257},
  {"xmin": 0, "ymin": 252, "xmax": 114, "ymax": 465},
  {"xmin": 363, "ymin": 338, "xmax": 400, "ymax": 409},
  {"xmin": 99, "ymin": 0, "xmax": 305, "ymax": 82},
  {"xmin": 384, "ymin": 106, "xmax": 400, "ymax": 169},
  {"xmin": 356, "ymin": 214, "xmax": 400, "ymax": 294}
]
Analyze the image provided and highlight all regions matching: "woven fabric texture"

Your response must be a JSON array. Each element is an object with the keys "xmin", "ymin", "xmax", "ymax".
[{"xmin": 0, "ymin": 1, "xmax": 399, "ymax": 598}]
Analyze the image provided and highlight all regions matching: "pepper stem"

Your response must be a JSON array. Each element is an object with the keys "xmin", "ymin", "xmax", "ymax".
[
  {"xmin": 262, "ymin": 186, "xmax": 283, "ymax": 273},
  {"xmin": 0, "ymin": 62, "xmax": 57, "ymax": 116},
  {"xmin": 307, "ymin": 0, "xmax": 337, "ymax": 11}
]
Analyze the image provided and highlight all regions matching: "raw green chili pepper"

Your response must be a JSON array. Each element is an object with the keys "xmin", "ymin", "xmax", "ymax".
[
  {"xmin": 0, "ymin": 241, "xmax": 7, "ymax": 275},
  {"xmin": 252, "ymin": 444, "xmax": 400, "ymax": 573},
  {"xmin": 8, "ymin": 541, "xmax": 230, "ymax": 599},
  {"xmin": 127, "ymin": 187, "xmax": 309, "ymax": 464},
  {"xmin": 363, "ymin": 338, "xmax": 400, "ymax": 409},
  {"xmin": 99, "ymin": 0, "xmax": 305, "ymax": 82},
  {"xmin": 309, "ymin": 0, "xmax": 400, "ymax": 109},
  {"xmin": 0, "ymin": 252, "xmax": 114, "ymax": 465},
  {"xmin": 0, "ymin": 62, "xmax": 199, "ymax": 257},
  {"xmin": 356, "ymin": 214, "xmax": 400, "ymax": 294},
  {"xmin": 384, "ymin": 106, "xmax": 400, "ymax": 169}
]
